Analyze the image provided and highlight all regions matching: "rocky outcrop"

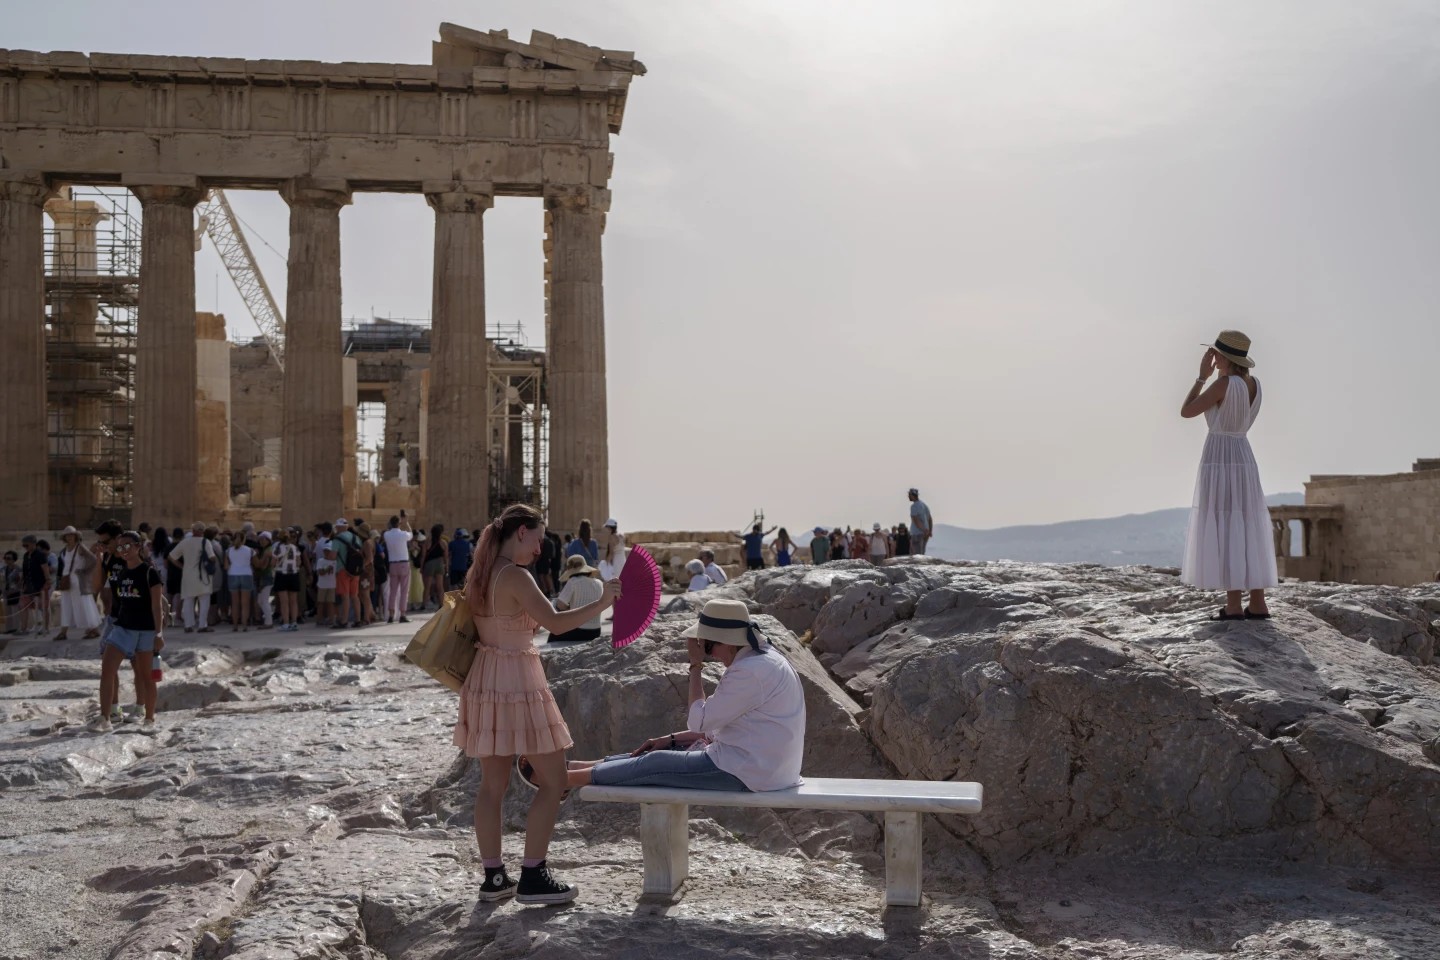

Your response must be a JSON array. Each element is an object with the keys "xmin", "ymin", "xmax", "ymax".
[{"xmin": 716, "ymin": 561, "xmax": 1440, "ymax": 869}]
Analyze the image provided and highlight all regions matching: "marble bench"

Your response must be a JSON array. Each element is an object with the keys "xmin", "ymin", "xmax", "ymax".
[{"xmin": 576, "ymin": 777, "xmax": 984, "ymax": 908}]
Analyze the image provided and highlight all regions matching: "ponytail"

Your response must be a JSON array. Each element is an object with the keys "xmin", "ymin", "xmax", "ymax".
[{"xmin": 464, "ymin": 503, "xmax": 544, "ymax": 614}]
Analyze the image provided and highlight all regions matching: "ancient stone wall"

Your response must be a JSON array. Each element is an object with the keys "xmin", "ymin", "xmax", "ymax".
[
  {"xmin": 229, "ymin": 343, "xmax": 282, "ymax": 497},
  {"xmin": 1306, "ymin": 469, "xmax": 1440, "ymax": 585}
]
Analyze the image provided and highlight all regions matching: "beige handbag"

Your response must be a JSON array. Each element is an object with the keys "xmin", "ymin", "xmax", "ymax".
[{"xmin": 402, "ymin": 590, "xmax": 477, "ymax": 693}]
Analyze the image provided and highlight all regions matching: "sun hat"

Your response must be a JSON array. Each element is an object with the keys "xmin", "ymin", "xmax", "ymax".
[
  {"xmin": 60, "ymin": 525, "xmax": 78, "ymax": 537},
  {"xmin": 681, "ymin": 598, "xmax": 767, "ymax": 649},
  {"xmin": 1207, "ymin": 330, "xmax": 1255, "ymax": 368},
  {"xmin": 872, "ymin": 523, "xmax": 882, "ymax": 532},
  {"xmin": 561, "ymin": 553, "xmax": 597, "ymax": 581}
]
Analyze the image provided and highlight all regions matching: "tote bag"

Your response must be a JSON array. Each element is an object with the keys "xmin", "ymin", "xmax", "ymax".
[{"xmin": 402, "ymin": 590, "xmax": 477, "ymax": 693}]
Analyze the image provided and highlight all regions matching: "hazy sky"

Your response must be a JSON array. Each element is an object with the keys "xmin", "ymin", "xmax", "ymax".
[{"xmin": 14, "ymin": 2, "xmax": 1439, "ymax": 530}]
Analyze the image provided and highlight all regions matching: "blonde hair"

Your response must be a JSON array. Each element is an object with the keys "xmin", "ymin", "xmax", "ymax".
[{"xmin": 464, "ymin": 504, "xmax": 545, "ymax": 614}]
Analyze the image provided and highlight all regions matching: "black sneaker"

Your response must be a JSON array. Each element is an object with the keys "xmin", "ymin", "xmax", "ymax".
[
  {"xmin": 516, "ymin": 861, "xmax": 577, "ymax": 905},
  {"xmin": 478, "ymin": 865, "xmax": 517, "ymax": 902}
]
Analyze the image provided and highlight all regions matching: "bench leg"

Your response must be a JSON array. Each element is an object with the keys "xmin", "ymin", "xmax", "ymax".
[
  {"xmin": 639, "ymin": 802, "xmax": 689, "ymax": 898},
  {"xmin": 884, "ymin": 811, "xmax": 922, "ymax": 908}
]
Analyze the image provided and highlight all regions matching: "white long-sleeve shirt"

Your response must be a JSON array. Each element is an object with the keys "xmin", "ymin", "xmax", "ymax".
[{"xmin": 687, "ymin": 646, "xmax": 805, "ymax": 792}]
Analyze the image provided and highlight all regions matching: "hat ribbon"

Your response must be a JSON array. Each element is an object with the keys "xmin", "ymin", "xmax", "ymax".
[
  {"xmin": 1213, "ymin": 339, "xmax": 1248, "ymax": 360},
  {"xmin": 698, "ymin": 612, "xmax": 768, "ymax": 649}
]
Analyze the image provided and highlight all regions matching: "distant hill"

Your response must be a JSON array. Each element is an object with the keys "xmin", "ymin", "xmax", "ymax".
[{"xmin": 927, "ymin": 493, "xmax": 1303, "ymax": 568}]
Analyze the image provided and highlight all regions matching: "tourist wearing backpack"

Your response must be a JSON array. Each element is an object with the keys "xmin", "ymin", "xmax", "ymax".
[{"xmin": 332, "ymin": 519, "xmax": 364, "ymax": 629}]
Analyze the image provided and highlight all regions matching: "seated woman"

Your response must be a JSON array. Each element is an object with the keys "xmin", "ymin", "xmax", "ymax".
[
  {"xmin": 551, "ymin": 554, "xmax": 604, "ymax": 643},
  {"xmin": 521, "ymin": 599, "xmax": 806, "ymax": 793}
]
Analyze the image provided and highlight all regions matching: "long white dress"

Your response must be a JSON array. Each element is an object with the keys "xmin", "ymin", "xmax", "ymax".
[
  {"xmin": 57, "ymin": 546, "xmax": 101, "ymax": 630},
  {"xmin": 598, "ymin": 533, "xmax": 627, "ymax": 582},
  {"xmin": 1181, "ymin": 375, "xmax": 1280, "ymax": 591}
]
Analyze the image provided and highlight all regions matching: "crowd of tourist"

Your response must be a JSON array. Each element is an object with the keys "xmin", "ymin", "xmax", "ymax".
[
  {"xmin": 0, "ymin": 512, "xmax": 629, "ymax": 639},
  {"xmin": 686, "ymin": 488, "xmax": 937, "ymax": 591}
]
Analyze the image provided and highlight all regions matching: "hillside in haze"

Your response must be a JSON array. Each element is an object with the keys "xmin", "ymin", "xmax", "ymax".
[{"xmin": 928, "ymin": 493, "xmax": 1303, "ymax": 568}]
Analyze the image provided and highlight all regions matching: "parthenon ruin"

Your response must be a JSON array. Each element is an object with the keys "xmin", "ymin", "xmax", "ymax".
[{"xmin": 0, "ymin": 24, "xmax": 642, "ymax": 534}]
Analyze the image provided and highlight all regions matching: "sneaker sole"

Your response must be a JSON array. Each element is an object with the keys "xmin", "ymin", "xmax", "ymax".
[
  {"xmin": 477, "ymin": 886, "xmax": 517, "ymax": 902},
  {"xmin": 516, "ymin": 888, "xmax": 579, "ymax": 905}
]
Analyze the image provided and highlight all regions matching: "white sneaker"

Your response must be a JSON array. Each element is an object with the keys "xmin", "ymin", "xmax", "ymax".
[
  {"xmin": 140, "ymin": 718, "xmax": 157, "ymax": 734},
  {"xmin": 88, "ymin": 718, "xmax": 114, "ymax": 733}
]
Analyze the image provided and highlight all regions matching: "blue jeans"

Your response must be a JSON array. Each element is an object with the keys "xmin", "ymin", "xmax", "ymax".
[{"xmin": 590, "ymin": 748, "xmax": 749, "ymax": 791}]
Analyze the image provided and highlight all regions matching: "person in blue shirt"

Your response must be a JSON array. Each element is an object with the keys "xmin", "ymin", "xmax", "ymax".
[
  {"xmin": 736, "ymin": 522, "xmax": 777, "ymax": 571},
  {"xmin": 448, "ymin": 528, "xmax": 474, "ymax": 589},
  {"xmin": 564, "ymin": 519, "xmax": 600, "ymax": 566}
]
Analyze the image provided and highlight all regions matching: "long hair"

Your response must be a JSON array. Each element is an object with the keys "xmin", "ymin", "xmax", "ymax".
[
  {"xmin": 577, "ymin": 519, "xmax": 593, "ymax": 543},
  {"xmin": 465, "ymin": 503, "xmax": 544, "ymax": 614}
]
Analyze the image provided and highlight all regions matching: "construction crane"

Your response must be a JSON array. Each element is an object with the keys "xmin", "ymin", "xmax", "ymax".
[{"xmin": 195, "ymin": 189, "xmax": 286, "ymax": 369}]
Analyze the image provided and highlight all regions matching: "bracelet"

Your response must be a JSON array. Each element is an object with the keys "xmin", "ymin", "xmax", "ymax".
[{"xmin": 669, "ymin": 734, "xmax": 677, "ymax": 749}]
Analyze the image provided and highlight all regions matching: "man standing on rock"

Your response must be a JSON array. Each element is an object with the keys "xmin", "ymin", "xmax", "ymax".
[
  {"xmin": 809, "ymin": 527, "xmax": 830, "ymax": 565},
  {"xmin": 737, "ymin": 522, "xmax": 777, "ymax": 572},
  {"xmin": 908, "ymin": 488, "xmax": 934, "ymax": 556}
]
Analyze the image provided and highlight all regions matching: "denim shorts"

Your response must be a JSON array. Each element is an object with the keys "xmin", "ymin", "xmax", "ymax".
[
  {"xmin": 105, "ymin": 626, "xmax": 155, "ymax": 658},
  {"xmin": 228, "ymin": 574, "xmax": 255, "ymax": 592},
  {"xmin": 590, "ymin": 747, "xmax": 749, "ymax": 792}
]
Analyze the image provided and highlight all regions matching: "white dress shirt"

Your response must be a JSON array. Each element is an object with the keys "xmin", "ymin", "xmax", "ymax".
[
  {"xmin": 703, "ymin": 562, "xmax": 728, "ymax": 586},
  {"xmin": 558, "ymin": 574, "xmax": 604, "ymax": 629},
  {"xmin": 687, "ymin": 646, "xmax": 805, "ymax": 791}
]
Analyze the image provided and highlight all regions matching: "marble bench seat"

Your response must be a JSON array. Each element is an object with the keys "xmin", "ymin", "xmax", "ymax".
[{"xmin": 576, "ymin": 777, "xmax": 984, "ymax": 908}]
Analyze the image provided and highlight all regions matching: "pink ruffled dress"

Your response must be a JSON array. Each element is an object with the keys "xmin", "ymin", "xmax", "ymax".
[{"xmin": 452, "ymin": 573, "xmax": 573, "ymax": 758}]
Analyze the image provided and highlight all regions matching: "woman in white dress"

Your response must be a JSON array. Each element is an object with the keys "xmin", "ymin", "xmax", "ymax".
[
  {"xmin": 598, "ymin": 518, "xmax": 627, "ymax": 582},
  {"xmin": 1180, "ymin": 330, "xmax": 1278, "ymax": 621},
  {"xmin": 53, "ymin": 526, "xmax": 101, "ymax": 641}
]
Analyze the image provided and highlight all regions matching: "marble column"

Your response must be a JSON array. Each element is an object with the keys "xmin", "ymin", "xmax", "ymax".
[
  {"xmin": 0, "ymin": 173, "xmax": 52, "ymax": 527},
  {"xmin": 544, "ymin": 185, "xmax": 610, "ymax": 535},
  {"xmin": 424, "ymin": 183, "xmax": 493, "ymax": 529},
  {"xmin": 194, "ymin": 311, "xmax": 231, "ymax": 517},
  {"xmin": 130, "ymin": 179, "xmax": 205, "ymax": 529},
  {"xmin": 280, "ymin": 179, "xmax": 350, "ymax": 529}
]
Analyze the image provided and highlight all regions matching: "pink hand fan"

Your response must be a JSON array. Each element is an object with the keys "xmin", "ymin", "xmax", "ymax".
[{"xmin": 611, "ymin": 545, "xmax": 662, "ymax": 649}]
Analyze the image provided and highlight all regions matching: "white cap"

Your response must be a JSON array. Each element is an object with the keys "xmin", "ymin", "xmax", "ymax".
[
  {"xmin": 334, "ymin": 518, "xmax": 349, "ymax": 528},
  {"xmin": 604, "ymin": 518, "xmax": 618, "ymax": 528}
]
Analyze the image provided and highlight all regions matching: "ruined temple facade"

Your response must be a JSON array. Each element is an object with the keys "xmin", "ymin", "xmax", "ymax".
[
  {"xmin": 1272, "ymin": 457, "xmax": 1440, "ymax": 587},
  {"xmin": 0, "ymin": 24, "xmax": 642, "ymax": 534}
]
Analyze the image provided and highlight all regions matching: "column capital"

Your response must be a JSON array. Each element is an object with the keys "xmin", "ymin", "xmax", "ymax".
[
  {"xmin": 280, "ymin": 178, "xmax": 352, "ymax": 210},
  {"xmin": 544, "ymin": 184, "xmax": 611, "ymax": 214},
  {"xmin": 424, "ymin": 180, "xmax": 495, "ymax": 215},
  {"xmin": 0, "ymin": 171, "xmax": 54, "ymax": 206}
]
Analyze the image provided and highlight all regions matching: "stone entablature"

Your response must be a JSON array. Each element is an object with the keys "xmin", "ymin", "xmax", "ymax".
[{"xmin": 0, "ymin": 24, "xmax": 641, "ymax": 192}]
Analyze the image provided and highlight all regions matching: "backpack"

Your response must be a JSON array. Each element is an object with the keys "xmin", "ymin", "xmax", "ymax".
[{"xmin": 340, "ymin": 532, "xmax": 364, "ymax": 577}]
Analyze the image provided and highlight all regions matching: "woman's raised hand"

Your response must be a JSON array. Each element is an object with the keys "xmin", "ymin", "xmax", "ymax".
[
  {"xmin": 601, "ymin": 578, "xmax": 623, "ymax": 606},
  {"xmin": 1198, "ymin": 349, "xmax": 1216, "ymax": 379}
]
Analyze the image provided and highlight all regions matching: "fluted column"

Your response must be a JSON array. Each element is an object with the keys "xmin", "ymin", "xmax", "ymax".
[
  {"xmin": 130, "ymin": 179, "xmax": 205, "ymax": 529},
  {"xmin": 280, "ymin": 179, "xmax": 351, "ymax": 529},
  {"xmin": 0, "ymin": 172, "xmax": 52, "ymax": 527},
  {"xmin": 424, "ymin": 183, "xmax": 493, "ymax": 529},
  {"xmin": 544, "ymin": 185, "xmax": 610, "ymax": 534}
]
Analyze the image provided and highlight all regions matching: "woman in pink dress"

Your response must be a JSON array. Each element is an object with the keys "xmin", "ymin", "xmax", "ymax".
[{"xmin": 455, "ymin": 503, "xmax": 621, "ymax": 905}]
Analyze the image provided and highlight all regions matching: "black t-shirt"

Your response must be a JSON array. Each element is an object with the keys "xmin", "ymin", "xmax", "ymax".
[
  {"xmin": 109, "ymin": 562, "xmax": 162, "ymax": 631},
  {"xmin": 21, "ymin": 551, "xmax": 48, "ymax": 592},
  {"xmin": 894, "ymin": 530, "xmax": 911, "ymax": 556}
]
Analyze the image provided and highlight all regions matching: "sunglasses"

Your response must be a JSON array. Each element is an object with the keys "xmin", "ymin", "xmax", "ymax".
[{"xmin": 115, "ymin": 542, "xmax": 137, "ymax": 552}]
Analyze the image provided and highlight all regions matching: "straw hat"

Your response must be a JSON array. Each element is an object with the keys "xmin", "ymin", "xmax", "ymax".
[
  {"xmin": 681, "ymin": 598, "xmax": 766, "ymax": 648},
  {"xmin": 59, "ymin": 525, "xmax": 79, "ymax": 538},
  {"xmin": 561, "ymin": 553, "xmax": 597, "ymax": 581},
  {"xmin": 1208, "ymin": 330, "xmax": 1255, "ymax": 368}
]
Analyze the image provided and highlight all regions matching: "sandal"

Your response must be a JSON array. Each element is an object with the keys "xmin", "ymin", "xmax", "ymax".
[
  {"xmin": 1210, "ymin": 608, "xmax": 1245, "ymax": 622},
  {"xmin": 1243, "ymin": 607, "xmax": 1272, "ymax": 620},
  {"xmin": 515, "ymin": 756, "xmax": 571, "ymax": 801}
]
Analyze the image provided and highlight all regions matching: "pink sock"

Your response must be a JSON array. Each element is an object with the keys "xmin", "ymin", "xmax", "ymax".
[
  {"xmin": 522, "ymin": 858, "xmax": 543, "ymax": 868},
  {"xmin": 482, "ymin": 858, "xmax": 503, "ymax": 869}
]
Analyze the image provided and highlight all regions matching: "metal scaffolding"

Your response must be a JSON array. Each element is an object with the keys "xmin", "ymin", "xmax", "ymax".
[{"xmin": 44, "ymin": 187, "xmax": 141, "ymax": 528}]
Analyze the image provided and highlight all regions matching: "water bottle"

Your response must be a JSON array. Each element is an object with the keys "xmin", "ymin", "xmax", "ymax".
[{"xmin": 151, "ymin": 654, "xmax": 164, "ymax": 683}]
